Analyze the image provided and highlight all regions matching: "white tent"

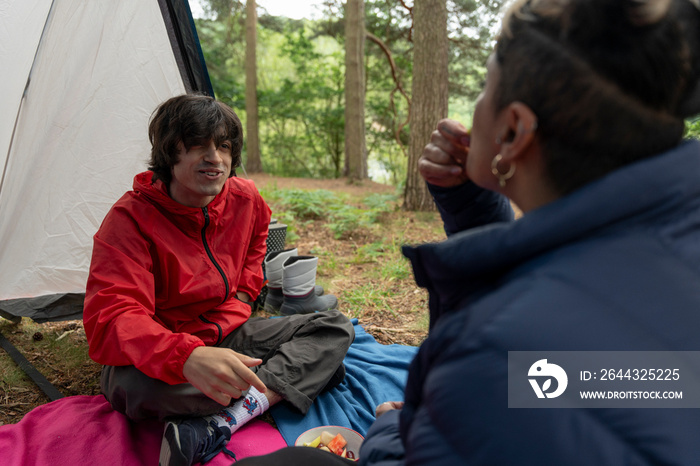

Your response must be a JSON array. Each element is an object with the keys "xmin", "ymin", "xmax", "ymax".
[{"xmin": 0, "ymin": 0, "xmax": 213, "ymax": 322}]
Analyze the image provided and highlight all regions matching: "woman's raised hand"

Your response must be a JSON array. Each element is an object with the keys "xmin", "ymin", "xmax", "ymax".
[{"xmin": 419, "ymin": 119, "xmax": 471, "ymax": 188}]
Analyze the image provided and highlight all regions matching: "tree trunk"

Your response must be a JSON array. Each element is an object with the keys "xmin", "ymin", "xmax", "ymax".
[
  {"xmin": 245, "ymin": 0, "xmax": 263, "ymax": 173},
  {"xmin": 403, "ymin": 0, "xmax": 448, "ymax": 211},
  {"xmin": 344, "ymin": 0, "xmax": 367, "ymax": 181}
]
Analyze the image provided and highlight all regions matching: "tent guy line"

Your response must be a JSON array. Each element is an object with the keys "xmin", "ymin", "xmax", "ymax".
[{"xmin": 0, "ymin": 331, "xmax": 64, "ymax": 402}]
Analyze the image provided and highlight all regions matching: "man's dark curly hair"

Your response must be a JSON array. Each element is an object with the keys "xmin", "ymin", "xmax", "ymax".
[{"xmin": 147, "ymin": 94, "xmax": 243, "ymax": 185}]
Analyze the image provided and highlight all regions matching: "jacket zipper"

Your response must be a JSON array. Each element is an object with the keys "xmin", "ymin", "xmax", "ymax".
[{"xmin": 199, "ymin": 206, "xmax": 228, "ymax": 345}]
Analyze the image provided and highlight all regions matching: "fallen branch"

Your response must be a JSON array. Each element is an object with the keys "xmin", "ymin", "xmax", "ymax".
[
  {"xmin": 56, "ymin": 329, "xmax": 76, "ymax": 341},
  {"xmin": 364, "ymin": 325, "xmax": 421, "ymax": 333},
  {"xmin": 0, "ymin": 402, "xmax": 32, "ymax": 409}
]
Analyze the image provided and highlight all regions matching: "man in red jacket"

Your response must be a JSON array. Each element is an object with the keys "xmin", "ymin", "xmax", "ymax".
[{"xmin": 83, "ymin": 94, "xmax": 354, "ymax": 466}]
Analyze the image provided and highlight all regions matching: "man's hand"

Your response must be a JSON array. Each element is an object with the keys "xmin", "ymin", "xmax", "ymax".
[
  {"xmin": 375, "ymin": 401, "xmax": 404, "ymax": 418},
  {"xmin": 419, "ymin": 119, "xmax": 471, "ymax": 188},
  {"xmin": 183, "ymin": 346, "xmax": 267, "ymax": 406}
]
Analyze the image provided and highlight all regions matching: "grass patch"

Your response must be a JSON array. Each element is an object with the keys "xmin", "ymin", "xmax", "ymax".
[
  {"xmin": 352, "ymin": 241, "xmax": 388, "ymax": 264},
  {"xmin": 262, "ymin": 187, "xmax": 400, "ymax": 240},
  {"xmin": 0, "ymin": 356, "xmax": 34, "ymax": 392},
  {"xmin": 377, "ymin": 254, "xmax": 411, "ymax": 282},
  {"xmin": 0, "ymin": 319, "xmax": 101, "ymax": 399},
  {"xmin": 409, "ymin": 308, "xmax": 430, "ymax": 333},
  {"xmin": 313, "ymin": 249, "xmax": 340, "ymax": 277},
  {"xmin": 261, "ymin": 188, "xmax": 337, "ymax": 220},
  {"xmin": 341, "ymin": 283, "xmax": 397, "ymax": 318}
]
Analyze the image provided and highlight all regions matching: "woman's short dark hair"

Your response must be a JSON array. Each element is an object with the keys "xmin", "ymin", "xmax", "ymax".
[
  {"xmin": 147, "ymin": 94, "xmax": 244, "ymax": 185},
  {"xmin": 494, "ymin": 0, "xmax": 700, "ymax": 195}
]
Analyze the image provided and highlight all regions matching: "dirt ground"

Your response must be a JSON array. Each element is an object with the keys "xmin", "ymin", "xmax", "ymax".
[
  {"xmin": 0, "ymin": 175, "xmax": 443, "ymax": 425},
  {"xmin": 247, "ymin": 172, "xmax": 397, "ymax": 195}
]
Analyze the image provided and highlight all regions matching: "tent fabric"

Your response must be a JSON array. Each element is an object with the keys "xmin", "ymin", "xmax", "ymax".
[
  {"xmin": 0, "ymin": 293, "xmax": 84, "ymax": 323},
  {"xmin": 0, "ymin": 0, "xmax": 53, "ymax": 180},
  {"xmin": 0, "ymin": 0, "xmax": 213, "ymax": 318}
]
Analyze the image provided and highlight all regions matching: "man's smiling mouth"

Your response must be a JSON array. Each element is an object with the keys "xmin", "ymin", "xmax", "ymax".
[{"xmin": 200, "ymin": 170, "xmax": 223, "ymax": 176}]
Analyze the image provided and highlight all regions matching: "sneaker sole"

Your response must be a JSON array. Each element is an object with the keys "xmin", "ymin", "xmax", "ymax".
[
  {"xmin": 159, "ymin": 422, "xmax": 186, "ymax": 466},
  {"xmin": 159, "ymin": 423, "xmax": 172, "ymax": 466}
]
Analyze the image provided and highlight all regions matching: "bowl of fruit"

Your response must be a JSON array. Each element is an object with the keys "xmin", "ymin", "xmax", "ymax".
[{"xmin": 295, "ymin": 425, "xmax": 364, "ymax": 461}]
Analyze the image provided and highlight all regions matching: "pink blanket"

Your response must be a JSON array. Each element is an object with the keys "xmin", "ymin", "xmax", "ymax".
[{"xmin": 0, "ymin": 395, "xmax": 287, "ymax": 465}]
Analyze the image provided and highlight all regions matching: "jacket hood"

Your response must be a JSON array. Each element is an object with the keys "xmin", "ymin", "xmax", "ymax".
[
  {"xmin": 404, "ymin": 140, "xmax": 700, "ymax": 322},
  {"xmin": 131, "ymin": 171, "xmax": 232, "ymax": 233}
]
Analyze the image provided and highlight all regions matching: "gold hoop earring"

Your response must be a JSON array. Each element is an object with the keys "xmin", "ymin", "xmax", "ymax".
[{"xmin": 491, "ymin": 154, "xmax": 516, "ymax": 188}]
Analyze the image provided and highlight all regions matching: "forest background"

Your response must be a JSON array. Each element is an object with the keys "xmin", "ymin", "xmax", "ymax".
[{"xmin": 193, "ymin": 0, "xmax": 700, "ymax": 212}]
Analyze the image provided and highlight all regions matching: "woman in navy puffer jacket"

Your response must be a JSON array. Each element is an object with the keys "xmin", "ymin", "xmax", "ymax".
[
  {"xmin": 238, "ymin": 0, "xmax": 700, "ymax": 464},
  {"xmin": 359, "ymin": 0, "xmax": 700, "ymax": 464}
]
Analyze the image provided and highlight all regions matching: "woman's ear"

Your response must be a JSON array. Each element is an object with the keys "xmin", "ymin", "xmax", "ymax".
[{"xmin": 499, "ymin": 102, "xmax": 538, "ymax": 163}]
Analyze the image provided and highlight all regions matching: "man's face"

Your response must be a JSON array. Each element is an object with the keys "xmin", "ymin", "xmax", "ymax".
[{"xmin": 169, "ymin": 139, "xmax": 232, "ymax": 207}]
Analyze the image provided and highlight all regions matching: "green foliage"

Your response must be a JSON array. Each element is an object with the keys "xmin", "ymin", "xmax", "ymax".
[
  {"xmin": 379, "ymin": 253, "xmax": 411, "ymax": 281},
  {"xmin": 342, "ymin": 282, "xmax": 396, "ymax": 317},
  {"xmin": 197, "ymin": 0, "xmax": 243, "ymax": 21},
  {"xmin": 311, "ymin": 247, "xmax": 340, "ymax": 276},
  {"xmin": 363, "ymin": 192, "xmax": 400, "ymax": 211},
  {"xmin": 258, "ymin": 29, "xmax": 346, "ymax": 178},
  {"xmin": 354, "ymin": 238, "xmax": 411, "ymax": 281},
  {"xmin": 196, "ymin": 12, "xmax": 346, "ymax": 180},
  {"xmin": 361, "ymin": 0, "xmax": 412, "ymax": 182},
  {"xmin": 0, "ymin": 346, "xmax": 34, "ymax": 391},
  {"xmin": 327, "ymin": 192, "xmax": 398, "ymax": 239},
  {"xmin": 262, "ymin": 187, "xmax": 399, "ymax": 240},
  {"xmin": 270, "ymin": 210, "xmax": 301, "ymax": 245},
  {"xmin": 263, "ymin": 188, "xmax": 333, "ymax": 219},
  {"xmin": 196, "ymin": 0, "xmax": 502, "ymax": 184},
  {"xmin": 195, "ymin": 13, "xmax": 245, "ymax": 106},
  {"xmin": 447, "ymin": 0, "xmax": 504, "ymax": 99},
  {"xmin": 686, "ymin": 117, "xmax": 700, "ymax": 140},
  {"xmin": 353, "ymin": 241, "xmax": 388, "ymax": 263}
]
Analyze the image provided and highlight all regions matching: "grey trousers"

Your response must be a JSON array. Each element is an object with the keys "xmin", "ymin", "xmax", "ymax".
[{"xmin": 100, "ymin": 310, "xmax": 355, "ymax": 421}]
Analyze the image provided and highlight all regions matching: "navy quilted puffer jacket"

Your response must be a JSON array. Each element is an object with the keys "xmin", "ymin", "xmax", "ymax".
[{"xmin": 360, "ymin": 140, "xmax": 700, "ymax": 465}]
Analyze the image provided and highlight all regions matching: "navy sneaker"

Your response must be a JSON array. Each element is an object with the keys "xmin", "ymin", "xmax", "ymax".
[{"xmin": 159, "ymin": 417, "xmax": 235, "ymax": 466}]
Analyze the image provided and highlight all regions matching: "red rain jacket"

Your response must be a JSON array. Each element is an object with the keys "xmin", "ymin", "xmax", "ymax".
[{"xmin": 83, "ymin": 171, "xmax": 271, "ymax": 384}]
